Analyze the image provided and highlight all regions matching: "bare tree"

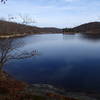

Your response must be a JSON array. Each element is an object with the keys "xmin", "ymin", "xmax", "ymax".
[
  {"xmin": 7, "ymin": 15, "xmax": 15, "ymax": 22},
  {"xmin": 19, "ymin": 14, "xmax": 35, "ymax": 25},
  {"xmin": 0, "ymin": 39, "xmax": 37, "ymax": 76}
]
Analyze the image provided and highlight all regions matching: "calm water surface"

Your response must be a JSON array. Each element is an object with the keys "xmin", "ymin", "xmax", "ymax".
[{"xmin": 3, "ymin": 33, "xmax": 100, "ymax": 92}]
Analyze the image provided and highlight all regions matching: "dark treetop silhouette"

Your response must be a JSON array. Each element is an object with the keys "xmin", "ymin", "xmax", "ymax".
[
  {"xmin": 0, "ymin": 0, "xmax": 7, "ymax": 4},
  {"xmin": 0, "ymin": 39, "xmax": 37, "ymax": 76}
]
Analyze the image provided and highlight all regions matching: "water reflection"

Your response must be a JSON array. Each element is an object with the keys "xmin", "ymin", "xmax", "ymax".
[
  {"xmin": 63, "ymin": 33, "xmax": 100, "ymax": 41},
  {"xmin": 80, "ymin": 34, "xmax": 100, "ymax": 41}
]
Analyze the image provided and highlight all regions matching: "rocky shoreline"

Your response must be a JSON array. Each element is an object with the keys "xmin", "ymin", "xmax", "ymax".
[{"xmin": 0, "ymin": 71, "xmax": 100, "ymax": 100}]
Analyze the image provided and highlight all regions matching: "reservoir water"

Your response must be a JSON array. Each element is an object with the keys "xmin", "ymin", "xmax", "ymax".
[{"xmin": 3, "ymin": 33, "xmax": 100, "ymax": 92}]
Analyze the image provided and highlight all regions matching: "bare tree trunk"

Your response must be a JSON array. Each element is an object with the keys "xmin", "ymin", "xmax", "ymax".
[
  {"xmin": 0, "ymin": 63, "xmax": 6, "ymax": 80},
  {"xmin": 0, "ymin": 63, "xmax": 3, "ymax": 72}
]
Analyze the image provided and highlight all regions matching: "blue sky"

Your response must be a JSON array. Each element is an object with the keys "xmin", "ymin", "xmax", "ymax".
[{"xmin": 0, "ymin": 0, "xmax": 100, "ymax": 28}]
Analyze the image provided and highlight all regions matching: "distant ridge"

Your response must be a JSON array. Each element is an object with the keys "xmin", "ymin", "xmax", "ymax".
[
  {"xmin": 0, "ymin": 20, "xmax": 62, "ymax": 38},
  {"xmin": 63, "ymin": 22, "xmax": 100, "ymax": 34}
]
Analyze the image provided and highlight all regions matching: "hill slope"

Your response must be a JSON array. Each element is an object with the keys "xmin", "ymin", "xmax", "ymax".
[
  {"xmin": 63, "ymin": 22, "xmax": 100, "ymax": 34},
  {"xmin": 0, "ymin": 20, "xmax": 62, "ymax": 37}
]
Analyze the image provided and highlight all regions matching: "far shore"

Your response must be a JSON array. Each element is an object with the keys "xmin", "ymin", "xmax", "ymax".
[
  {"xmin": 0, "ymin": 32, "xmax": 63, "ymax": 39},
  {"xmin": 0, "ymin": 33, "xmax": 29, "ymax": 38}
]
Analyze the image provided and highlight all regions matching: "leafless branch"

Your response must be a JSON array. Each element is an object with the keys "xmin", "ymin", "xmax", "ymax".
[
  {"xmin": 0, "ymin": 39, "xmax": 37, "ymax": 70},
  {"xmin": 19, "ymin": 14, "xmax": 35, "ymax": 25}
]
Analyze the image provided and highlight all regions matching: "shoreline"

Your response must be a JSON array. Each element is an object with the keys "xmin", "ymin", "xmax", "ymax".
[
  {"xmin": 0, "ymin": 33, "xmax": 29, "ymax": 39},
  {"xmin": 0, "ymin": 71, "xmax": 99, "ymax": 100},
  {"xmin": 0, "ymin": 32, "xmax": 63, "ymax": 39},
  {"xmin": 0, "ymin": 32, "xmax": 100, "ymax": 39}
]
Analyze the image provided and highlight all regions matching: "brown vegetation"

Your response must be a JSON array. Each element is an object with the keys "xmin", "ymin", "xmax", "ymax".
[
  {"xmin": 0, "ymin": 72, "xmax": 79, "ymax": 100},
  {"xmin": 63, "ymin": 22, "xmax": 100, "ymax": 34},
  {"xmin": 0, "ymin": 20, "xmax": 62, "ymax": 38}
]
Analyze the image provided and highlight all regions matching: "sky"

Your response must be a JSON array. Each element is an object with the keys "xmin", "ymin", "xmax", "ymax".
[{"xmin": 0, "ymin": 0, "xmax": 100, "ymax": 28}]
